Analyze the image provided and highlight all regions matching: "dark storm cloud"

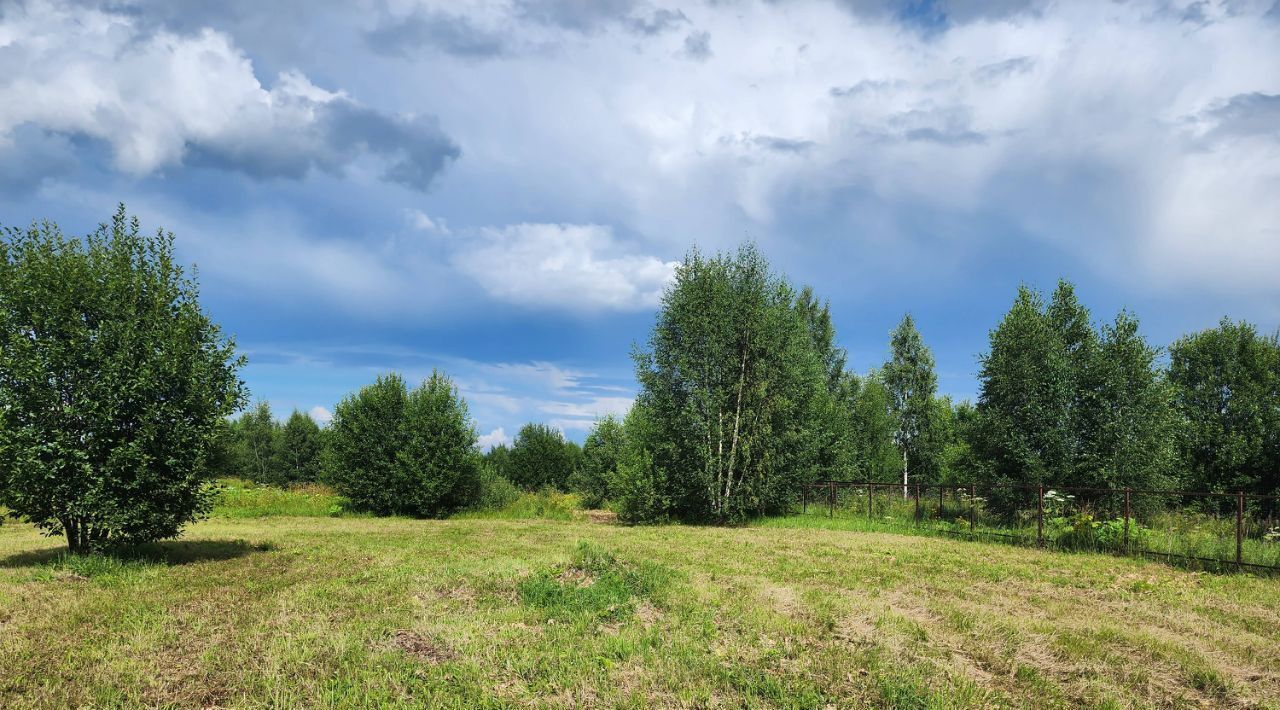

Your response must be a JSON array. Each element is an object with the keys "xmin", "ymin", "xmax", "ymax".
[
  {"xmin": 1198, "ymin": 92, "xmax": 1280, "ymax": 141},
  {"xmin": 366, "ymin": 11, "xmax": 510, "ymax": 59},
  {"xmin": 187, "ymin": 99, "xmax": 461, "ymax": 192},
  {"xmin": 515, "ymin": 0, "xmax": 687, "ymax": 34}
]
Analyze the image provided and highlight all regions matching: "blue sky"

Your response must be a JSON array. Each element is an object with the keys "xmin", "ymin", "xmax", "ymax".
[{"xmin": 2, "ymin": 0, "xmax": 1278, "ymax": 446}]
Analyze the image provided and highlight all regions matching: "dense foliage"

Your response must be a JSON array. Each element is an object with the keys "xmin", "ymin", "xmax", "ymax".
[
  {"xmin": 571, "ymin": 415, "xmax": 625, "ymax": 508},
  {"xmin": 0, "ymin": 207, "xmax": 246, "ymax": 551},
  {"xmin": 209, "ymin": 402, "xmax": 326, "ymax": 486},
  {"xmin": 1169, "ymin": 320, "xmax": 1280, "ymax": 498},
  {"xmin": 506, "ymin": 423, "xmax": 577, "ymax": 491},
  {"xmin": 622, "ymin": 245, "xmax": 834, "ymax": 523},
  {"xmin": 325, "ymin": 371, "xmax": 481, "ymax": 517},
  {"xmin": 971, "ymin": 282, "xmax": 1178, "ymax": 518}
]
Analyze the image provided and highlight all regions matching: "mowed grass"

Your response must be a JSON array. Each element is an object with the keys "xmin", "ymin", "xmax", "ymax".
[{"xmin": 1, "ymin": 513, "xmax": 1279, "ymax": 708}]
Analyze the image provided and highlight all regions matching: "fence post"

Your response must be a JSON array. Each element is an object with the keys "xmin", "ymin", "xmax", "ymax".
[
  {"xmin": 829, "ymin": 482, "xmax": 835, "ymax": 518},
  {"xmin": 939, "ymin": 486, "xmax": 944, "ymax": 518},
  {"xmin": 1237, "ymin": 491, "xmax": 1244, "ymax": 569},
  {"xmin": 1123, "ymin": 488, "xmax": 1131, "ymax": 553},
  {"xmin": 969, "ymin": 484, "xmax": 976, "ymax": 534},
  {"xmin": 867, "ymin": 482, "xmax": 873, "ymax": 519},
  {"xmin": 1037, "ymin": 485, "xmax": 1044, "ymax": 548},
  {"xmin": 914, "ymin": 484, "xmax": 921, "ymax": 523},
  {"xmin": 802, "ymin": 486, "xmax": 807, "ymax": 515}
]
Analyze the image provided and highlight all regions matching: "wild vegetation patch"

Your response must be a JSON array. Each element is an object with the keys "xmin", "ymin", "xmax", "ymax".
[{"xmin": 518, "ymin": 541, "xmax": 673, "ymax": 623}]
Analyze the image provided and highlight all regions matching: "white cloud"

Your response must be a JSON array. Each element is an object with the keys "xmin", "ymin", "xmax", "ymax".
[
  {"xmin": 476, "ymin": 426, "xmax": 511, "ymax": 450},
  {"xmin": 0, "ymin": 0, "xmax": 457, "ymax": 188},
  {"xmin": 451, "ymin": 223, "xmax": 678, "ymax": 311},
  {"xmin": 404, "ymin": 208, "xmax": 451, "ymax": 235},
  {"xmin": 308, "ymin": 405, "xmax": 334, "ymax": 424}
]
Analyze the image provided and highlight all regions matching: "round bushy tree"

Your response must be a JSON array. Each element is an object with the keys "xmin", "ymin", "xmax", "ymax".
[
  {"xmin": 278, "ymin": 409, "xmax": 324, "ymax": 483},
  {"xmin": 0, "ymin": 206, "xmax": 247, "ymax": 552},
  {"xmin": 507, "ymin": 423, "xmax": 574, "ymax": 491},
  {"xmin": 326, "ymin": 371, "xmax": 480, "ymax": 516}
]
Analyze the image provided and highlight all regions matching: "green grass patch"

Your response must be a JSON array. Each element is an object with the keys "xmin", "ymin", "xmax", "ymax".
[{"xmin": 518, "ymin": 541, "xmax": 673, "ymax": 622}]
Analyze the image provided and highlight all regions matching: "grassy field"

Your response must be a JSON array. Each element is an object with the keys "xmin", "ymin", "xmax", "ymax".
[{"xmin": 2, "ymin": 508, "xmax": 1279, "ymax": 708}]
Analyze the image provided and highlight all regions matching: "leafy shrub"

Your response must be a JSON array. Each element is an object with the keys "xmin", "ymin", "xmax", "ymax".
[
  {"xmin": 610, "ymin": 405, "xmax": 669, "ymax": 524},
  {"xmin": 0, "ymin": 206, "xmax": 246, "ymax": 552},
  {"xmin": 326, "ymin": 371, "xmax": 482, "ymax": 517},
  {"xmin": 470, "ymin": 464, "xmax": 521, "ymax": 512},
  {"xmin": 1049, "ymin": 511, "xmax": 1150, "ymax": 552},
  {"xmin": 570, "ymin": 415, "xmax": 624, "ymax": 508}
]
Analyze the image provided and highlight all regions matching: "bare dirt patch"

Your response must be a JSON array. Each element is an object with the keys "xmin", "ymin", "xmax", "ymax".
[
  {"xmin": 388, "ymin": 630, "xmax": 455, "ymax": 664},
  {"xmin": 556, "ymin": 567, "xmax": 596, "ymax": 588}
]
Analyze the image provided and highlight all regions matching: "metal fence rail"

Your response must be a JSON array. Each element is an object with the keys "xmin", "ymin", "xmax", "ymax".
[{"xmin": 798, "ymin": 480, "xmax": 1280, "ymax": 573}]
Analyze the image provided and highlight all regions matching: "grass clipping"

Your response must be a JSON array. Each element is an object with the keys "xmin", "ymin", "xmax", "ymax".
[{"xmin": 518, "ymin": 541, "xmax": 672, "ymax": 624}]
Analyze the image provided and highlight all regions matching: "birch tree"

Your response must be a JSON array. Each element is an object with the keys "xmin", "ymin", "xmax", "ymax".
[
  {"xmin": 883, "ymin": 314, "xmax": 937, "ymax": 497},
  {"xmin": 629, "ymin": 244, "xmax": 831, "ymax": 522}
]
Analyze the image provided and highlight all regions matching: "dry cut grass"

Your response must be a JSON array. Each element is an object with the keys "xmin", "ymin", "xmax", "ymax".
[{"xmin": 1, "ymin": 514, "xmax": 1278, "ymax": 708}]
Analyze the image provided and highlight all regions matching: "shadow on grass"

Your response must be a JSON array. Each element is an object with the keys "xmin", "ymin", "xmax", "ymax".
[{"xmin": 0, "ymin": 538, "xmax": 273, "ymax": 569}]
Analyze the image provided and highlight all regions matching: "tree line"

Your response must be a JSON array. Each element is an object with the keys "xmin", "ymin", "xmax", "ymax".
[{"xmin": 2, "ymin": 208, "xmax": 1277, "ymax": 551}]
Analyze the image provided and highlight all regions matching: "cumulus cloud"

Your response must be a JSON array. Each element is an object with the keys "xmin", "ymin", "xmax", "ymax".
[
  {"xmin": 451, "ymin": 223, "xmax": 678, "ymax": 311},
  {"xmin": 476, "ymin": 427, "xmax": 511, "ymax": 449},
  {"xmin": 308, "ymin": 405, "xmax": 334, "ymax": 425},
  {"xmin": 0, "ymin": 1, "xmax": 458, "ymax": 190}
]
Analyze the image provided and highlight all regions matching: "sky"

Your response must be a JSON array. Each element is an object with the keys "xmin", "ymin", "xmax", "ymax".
[{"xmin": 1, "ymin": 0, "xmax": 1278, "ymax": 447}]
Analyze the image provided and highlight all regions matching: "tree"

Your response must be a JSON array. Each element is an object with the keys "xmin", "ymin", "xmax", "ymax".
[
  {"xmin": 232, "ymin": 401, "xmax": 282, "ymax": 483},
  {"xmin": 1086, "ymin": 311, "xmax": 1176, "ymax": 494},
  {"xmin": 1169, "ymin": 319, "xmax": 1280, "ymax": 497},
  {"xmin": 571, "ymin": 415, "xmax": 625, "ymax": 508},
  {"xmin": 278, "ymin": 409, "xmax": 324, "ymax": 483},
  {"xmin": 326, "ymin": 371, "xmax": 481, "ymax": 517},
  {"xmin": 0, "ymin": 206, "xmax": 246, "ymax": 552},
  {"xmin": 611, "ymin": 401, "xmax": 669, "ymax": 524},
  {"xmin": 507, "ymin": 423, "xmax": 575, "ymax": 491},
  {"xmin": 631, "ymin": 244, "xmax": 832, "ymax": 522},
  {"xmin": 845, "ymin": 372, "xmax": 901, "ymax": 482},
  {"xmin": 972, "ymin": 286, "xmax": 1071, "ymax": 518},
  {"xmin": 883, "ymin": 314, "xmax": 938, "ymax": 496},
  {"xmin": 395, "ymin": 371, "xmax": 483, "ymax": 514}
]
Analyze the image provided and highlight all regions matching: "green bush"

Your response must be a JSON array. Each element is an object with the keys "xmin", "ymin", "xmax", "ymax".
[
  {"xmin": 507, "ymin": 423, "xmax": 575, "ymax": 491},
  {"xmin": 570, "ymin": 415, "xmax": 624, "ymax": 508},
  {"xmin": 0, "ymin": 206, "xmax": 246, "ymax": 552},
  {"xmin": 325, "ymin": 371, "xmax": 482, "ymax": 517}
]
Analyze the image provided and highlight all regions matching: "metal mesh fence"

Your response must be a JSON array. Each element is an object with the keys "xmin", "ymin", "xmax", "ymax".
[{"xmin": 798, "ymin": 481, "xmax": 1280, "ymax": 573}]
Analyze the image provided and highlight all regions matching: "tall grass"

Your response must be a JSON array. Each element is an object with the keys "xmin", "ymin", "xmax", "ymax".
[{"xmin": 211, "ymin": 479, "xmax": 349, "ymax": 518}]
